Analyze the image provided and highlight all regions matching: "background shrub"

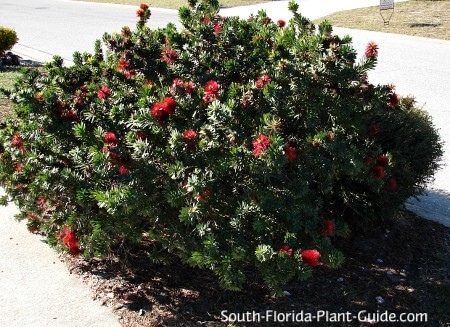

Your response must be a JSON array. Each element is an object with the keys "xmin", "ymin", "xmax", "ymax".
[
  {"xmin": 0, "ymin": 0, "xmax": 442, "ymax": 293},
  {"xmin": 0, "ymin": 27, "xmax": 18, "ymax": 55}
]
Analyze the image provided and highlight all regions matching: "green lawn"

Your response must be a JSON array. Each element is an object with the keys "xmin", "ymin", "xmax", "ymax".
[
  {"xmin": 0, "ymin": 66, "xmax": 22, "ymax": 121},
  {"xmin": 76, "ymin": 0, "xmax": 271, "ymax": 9},
  {"xmin": 314, "ymin": 0, "xmax": 450, "ymax": 40}
]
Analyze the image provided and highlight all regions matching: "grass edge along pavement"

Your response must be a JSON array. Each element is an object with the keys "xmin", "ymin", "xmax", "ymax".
[{"xmin": 314, "ymin": 0, "xmax": 450, "ymax": 41}]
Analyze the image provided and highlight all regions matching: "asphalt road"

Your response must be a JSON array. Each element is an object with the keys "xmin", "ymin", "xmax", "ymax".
[{"xmin": 0, "ymin": 0, "xmax": 179, "ymax": 63}]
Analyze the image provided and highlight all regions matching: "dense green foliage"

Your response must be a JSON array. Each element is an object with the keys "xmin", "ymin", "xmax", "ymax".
[
  {"xmin": 0, "ymin": 0, "xmax": 442, "ymax": 293},
  {"xmin": 0, "ymin": 27, "xmax": 18, "ymax": 55}
]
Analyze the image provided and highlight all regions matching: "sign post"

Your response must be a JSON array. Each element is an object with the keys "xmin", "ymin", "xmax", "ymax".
[{"xmin": 379, "ymin": 0, "xmax": 394, "ymax": 26}]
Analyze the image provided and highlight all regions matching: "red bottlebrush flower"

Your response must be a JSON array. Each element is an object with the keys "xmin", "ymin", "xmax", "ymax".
[
  {"xmin": 183, "ymin": 129, "xmax": 197, "ymax": 143},
  {"xmin": 367, "ymin": 124, "xmax": 381, "ymax": 137},
  {"xmin": 139, "ymin": 3, "xmax": 149, "ymax": 9},
  {"xmin": 36, "ymin": 196, "xmax": 45, "ymax": 207},
  {"xmin": 97, "ymin": 86, "xmax": 111, "ymax": 99},
  {"xmin": 205, "ymin": 80, "xmax": 220, "ymax": 94},
  {"xmin": 121, "ymin": 26, "xmax": 131, "ymax": 36},
  {"xmin": 15, "ymin": 163, "xmax": 23, "ymax": 173},
  {"xmin": 198, "ymin": 188, "xmax": 212, "ymax": 200},
  {"xmin": 377, "ymin": 154, "xmax": 389, "ymax": 166},
  {"xmin": 151, "ymin": 102, "xmax": 167, "ymax": 121},
  {"xmin": 104, "ymin": 132, "xmax": 118, "ymax": 146},
  {"xmin": 252, "ymin": 135, "xmax": 271, "ymax": 157},
  {"xmin": 118, "ymin": 165, "xmax": 129, "ymax": 175},
  {"xmin": 137, "ymin": 132, "xmax": 147, "ymax": 140},
  {"xmin": 203, "ymin": 16, "xmax": 210, "ymax": 24},
  {"xmin": 11, "ymin": 134, "xmax": 23, "ymax": 149},
  {"xmin": 373, "ymin": 165, "xmax": 386, "ymax": 179},
  {"xmin": 124, "ymin": 69, "xmax": 136, "ymax": 79},
  {"xmin": 277, "ymin": 19, "xmax": 286, "ymax": 28},
  {"xmin": 162, "ymin": 97, "xmax": 176, "ymax": 115},
  {"xmin": 63, "ymin": 227, "xmax": 81, "ymax": 255},
  {"xmin": 203, "ymin": 80, "xmax": 220, "ymax": 103},
  {"xmin": 385, "ymin": 178, "xmax": 397, "ymax": 190},
  {"xmin": 285, "ymin": 145, "xmax": 297, "ymax": 162},
  {"xmin": 365, "ymin": 41, "xmax": 378, "ymax": 59},
  {"xmin": 364, "ymin": 156, "xmax": 375, "ymax": 165},
  {"xmin": 171, "ymin": 78, "xmax": 185, "ymax": 91},
  {"xmin": 117, "ymin": 59, "xmax": 129, "ymax": 71},
  {"xmin": 388, "ymin": 92, "xmax": 399, "ymax": 107},
  {"xmin": 203, "ymin": 188, "xmax": 212, "ymax": 198},
  {"xmin": 64, "ymin": 110, "xmax": 78, "ymax": 121},
  {"xmin": 278, "ymin": 245, "xmax": 293, "ymax": 256},
  {"xmin": 319, "ymin": 220, "xmax": 335, "ymax": 236},
  {"xmin": 256, "ymin": 74, "xmax": 271, "ymax": 89},
  {"xmin": 136, "ymin": 8, "xmax": 145, "ymax": 17},
  {"xmin": 185, "ymin": 81, "xmax": 195, "ymax": 94},
  {"xmin": 214, "ymin": 24, "xmax": 222, "ymax": 34},
  {"xmin": 162, "ymin": 47, "xmax": 179, "ymax": 64},
  {"xmin": 26, "ymin": 213, "xmax": 39, "ymax": 221},
  {"xmin": 301, "ymin": 249, "xmax": 321, "ymax": 267}
]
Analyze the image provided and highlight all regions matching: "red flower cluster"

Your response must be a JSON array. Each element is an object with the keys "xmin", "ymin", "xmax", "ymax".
[
  {"xmin": 277, "ymin": 19, "xmax": 286, "ymax": 28},
  {"xmin": 256, "ymin": 74, "xmax": 271, "ymax": 89},
  {"xmin": 171, "ymin": 78, "xmax": 195, "ymax": 95},
  {"xmin": 388, "ymin": 92, "xmax": 399, "ymax": 107},
  {"xmin": 183, "ymin": 129, "xmax": 197, "ymax": 143},
  {"xmin": 64, "ymin": 109, "xmax": 78, "ymax": 121},
  {"xmin": 373, "ymin": 165, "xmax": 386, "ymax": 179},
  {"xmin": 118, "ymin": 164, "xmax": 129, "ymax": 175},
  {"xmin": 319, "ymin": 220, "xmax": 335, "ymax": 236},
  {"xmin": 151, "ymin": 97, "xmax": 176, "ymax": 123},
  {"xmin": 136, "ymin": 132, "xmax": 147, "ymax": 140},
  {"xmin": 214, "ymin": 24, "xmax": 222, "ymax": 34},
  {"xmin": 364, "ymin": 156, "xmax": 375, "ymax": 165},
  {"xmin": 301, "ymin": 249, "xmax": 321, "ymax": 267},
  {"xmin": 11, "ymin": 133, "xmax": 24, "ymax": 150},
  {"xmin": 252, "ymin": 135, "xmax": 271, "ymax": 157},
  {"xmin": 117, "ymin": 59, "xmax": 135, "ymax": 78},
  {"xmin": 62, "ymin": 226, "xmax": 81, "ymax": 255},
  {"xmin": 15, "ymin": 163, "xmax": 23, "ymax": 173},
  {"xmin": 197, "ymin": 188, "xmax": 211, "ymax": 201},
  {"xmin": 139, "ymin": 3, "xmax": 149, "ymax": 9},
  {"xmin": 377, "ymin": 154, "xmax": 388, "ymax": 166},
  {"xmin": 73, "ymin": 85, "xmax": 88, "ymax": 107},
  {"xmin": 285, "ymin": 144, "xmax": 297, "ymax": 162},
  {"xmin": 97, "ymin": 86, "xmax": 111, "ymax": 99},
  {"xmin": 385, "ymin": 178, "xmax": 397, "ymax": 190},
  {"xmin": 278, "ymin": 245, "xmax": 293, "ymax": 256},
  {"xmin": 162, "ymin": 47, "xmax": 179, "ymax": 64},
  {"xmin": 203, "ymin": 80, "xmax": 220, "ymax": 103},
  {"xmin": 104, "ymin": 132, "xmax": 118, "ymax": 146},
  {"xmin": 121, "ymin": 26, "xmax": 131, "ymax": 36},
  {"xmin": 26, "ymin": 213, "xmax": 39, "ymax": 221},
  {"xmin": 365, "ymin": 41, "xmax": 378, "ymax": 59}
]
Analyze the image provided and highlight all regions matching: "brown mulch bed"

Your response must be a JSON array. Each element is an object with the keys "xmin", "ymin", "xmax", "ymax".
[{"xmin": 62, "ymin": 210, "xmax": 449, "ymax": 326}]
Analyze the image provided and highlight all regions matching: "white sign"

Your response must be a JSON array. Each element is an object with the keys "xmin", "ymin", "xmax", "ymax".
[{"xmin": 380, "ymin": 0, "xmax": 394, "ymax": 10}]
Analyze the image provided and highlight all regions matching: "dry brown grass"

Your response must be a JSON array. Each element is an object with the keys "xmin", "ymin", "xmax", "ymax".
[
  {"xmin": 315, "ymin": 0, "xmax": 450, "ymax": 40},
  {"xmin": 76, "ymin": 0, "xmax": 271, "ymax": 9}
]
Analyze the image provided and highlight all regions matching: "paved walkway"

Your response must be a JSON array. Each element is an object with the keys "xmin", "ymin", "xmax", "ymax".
[
  {"xmin": 0, "ymin": 0, "xmax": 449, "ymax": 326},
  {"xmin": 0, "ymin": 192, "xmax": 120, "ymax": 327}
]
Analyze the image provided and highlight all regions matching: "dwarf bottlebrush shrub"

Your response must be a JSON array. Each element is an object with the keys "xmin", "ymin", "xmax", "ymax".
[
  {"xmin": 0, "ymin": 27, "xmax": 18, "ymax": 55},
  {"xmin": 0, "ymin": 0, "xmax": 442, "ymax": 293}
]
